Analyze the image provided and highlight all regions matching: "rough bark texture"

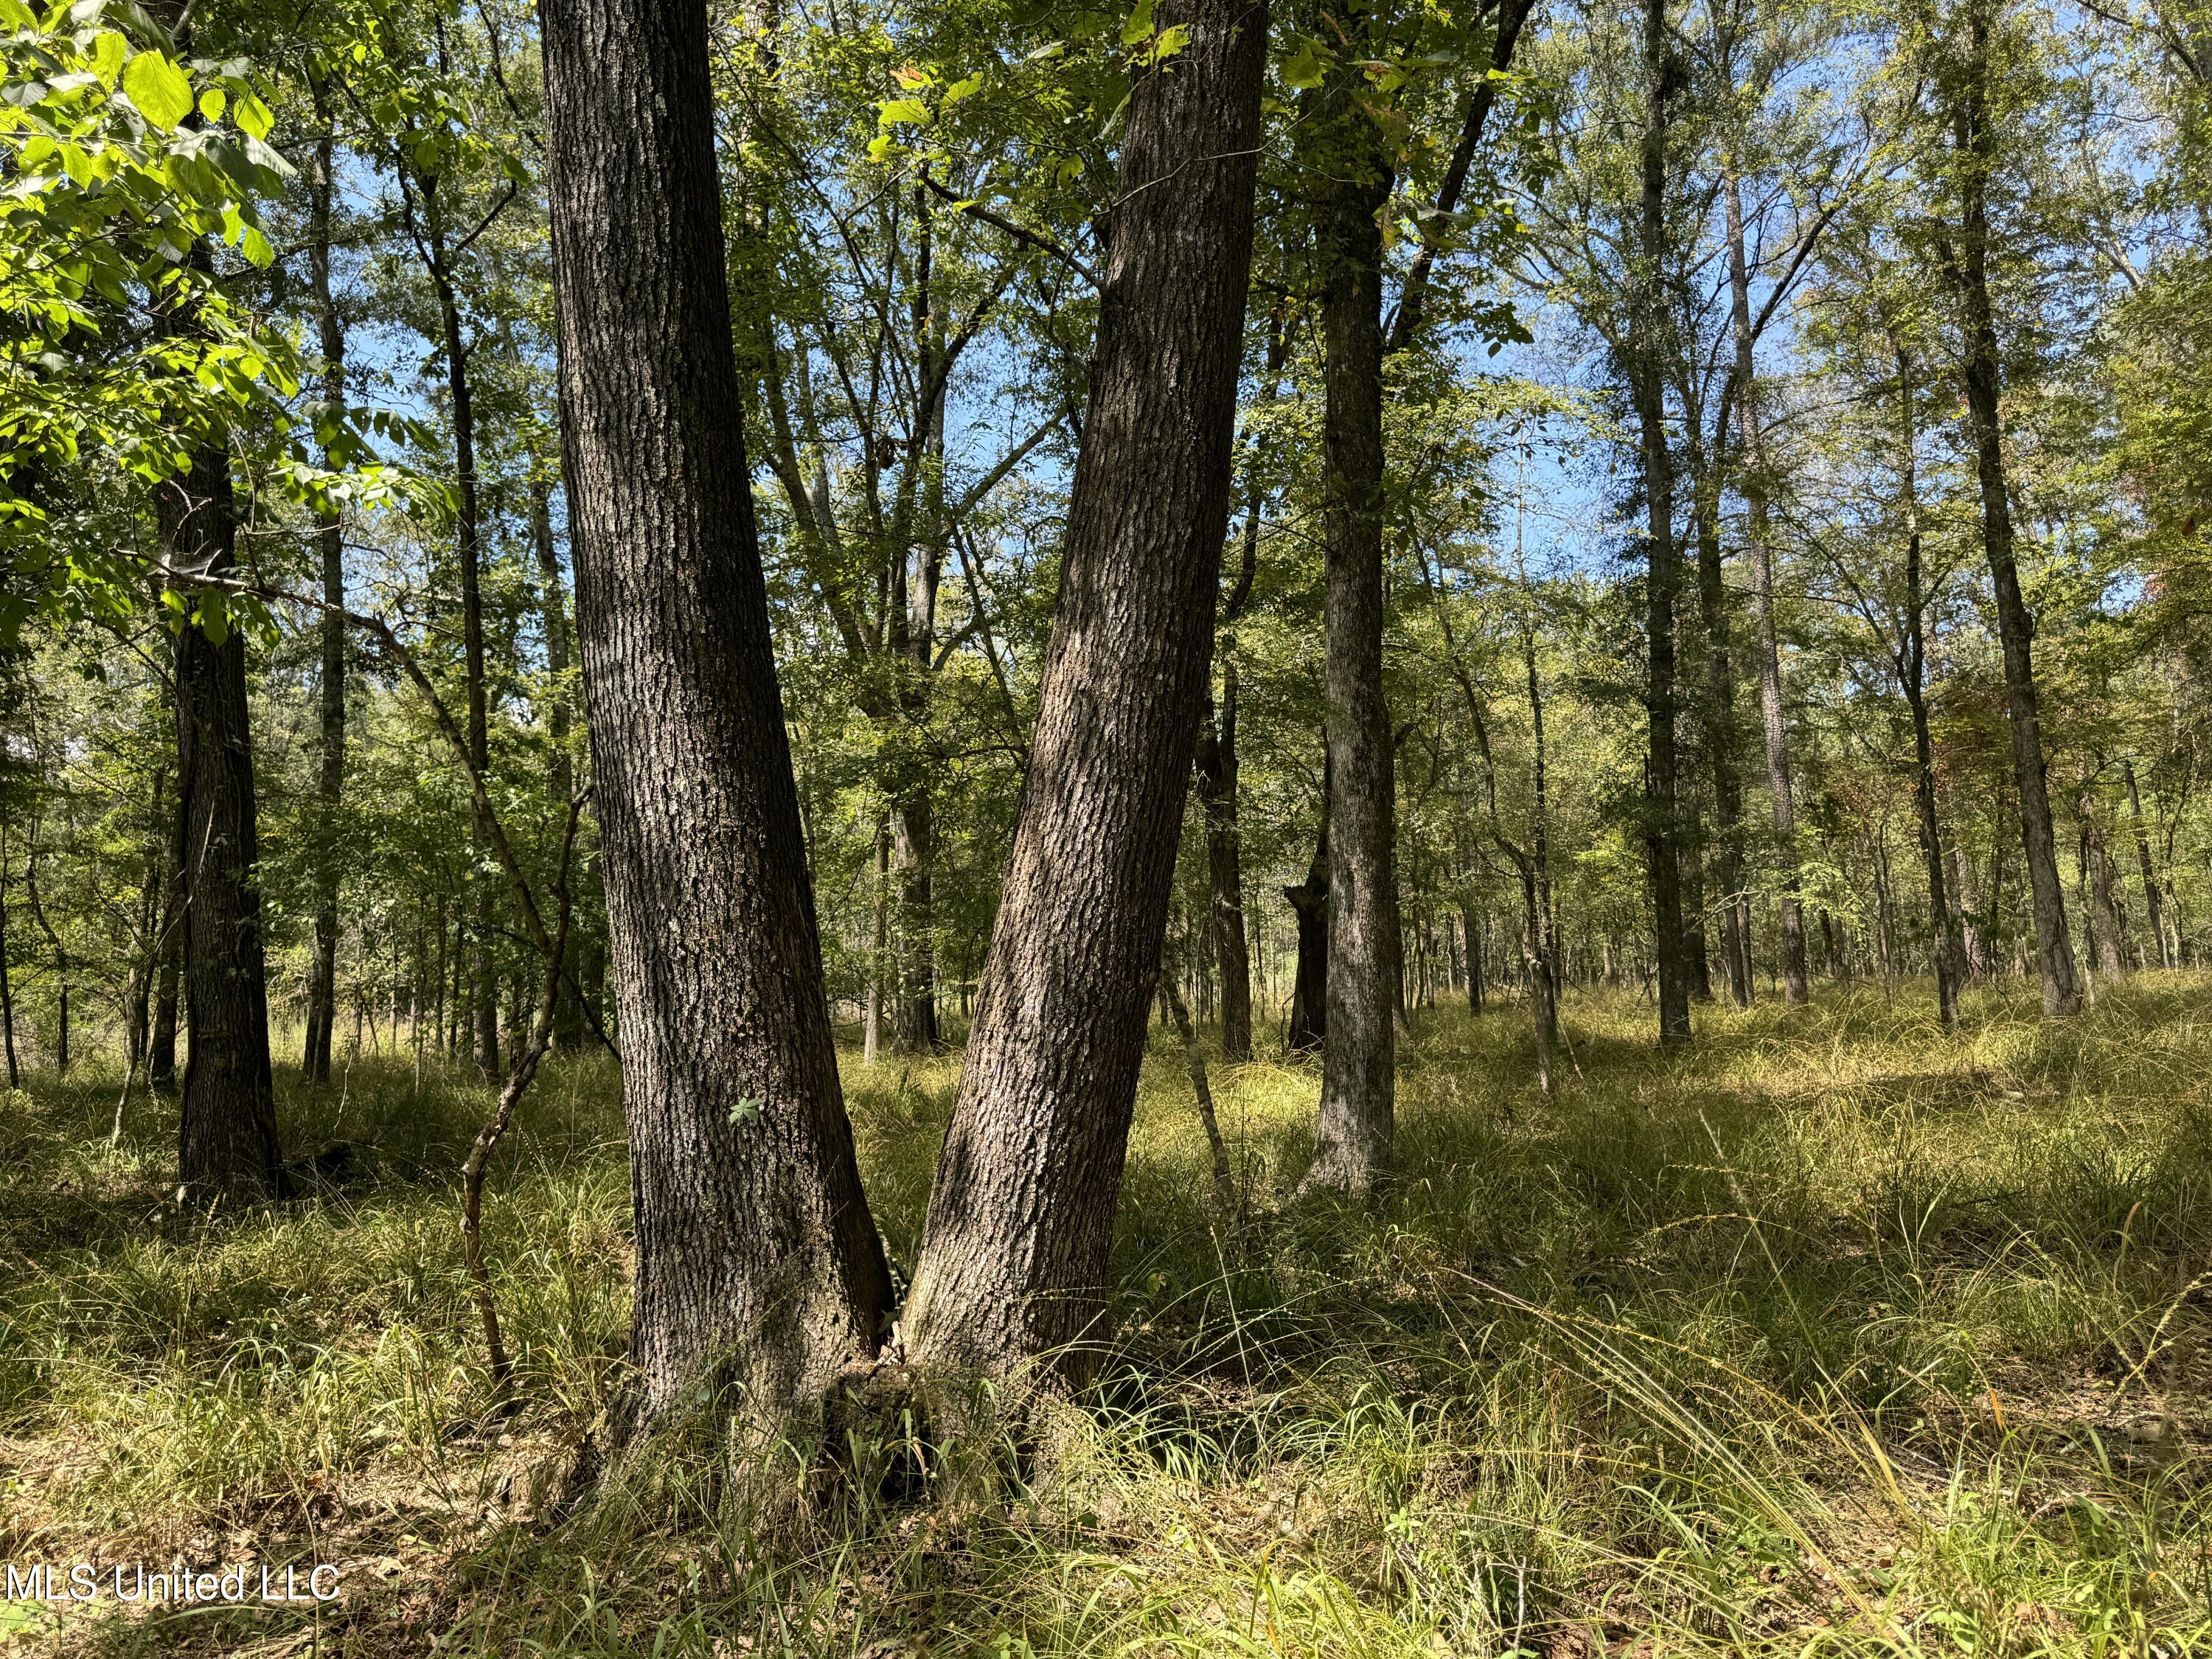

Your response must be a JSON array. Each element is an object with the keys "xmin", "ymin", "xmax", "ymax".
[
  {"xmin": 897, "ymin": 0, "xmax": 1267, "ymax": 1385},
  {"xmin": 1689, "ymin": 446, "xmax": 1750, "ymax": 1008},
  {"xmin": 542, "ymin": 0, "xmax": 894, "ymax": 1430},
  {"xmin": 1636, "ymin": 0, "xmax": 1691, "ymax": 1046},
  {"xmin": 164, "ymin": 443, "xmax": 288, "ymax": 1199},
  {"xmin": 304, "ymin": 125, "xmax": 347, "ymax": 1085},
  {"xmin": 1947, "ymin": 0, "xmax": 2081, "ymax": 1017},
  {"xmin": 1301, "ymin": 14, "xmax": 1399, "ymax": 1192},
  {"xmin": 1724, "ymin": 174, "xmax": 1806, "ymax": 1006}
]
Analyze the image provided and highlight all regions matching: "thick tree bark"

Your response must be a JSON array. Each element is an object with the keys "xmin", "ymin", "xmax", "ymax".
[
  {"xmin": 542, "ymin": 0, "xmax": 894, "ymax": 1430},
  {"xmin": 1299, "ymin": 13, "xmax": 1399, "ymax": 1192},
  {"xmin": 1947, "ymin": 0, "xmax": 2081, "ymax": 1016},
  {"xmin": 897, "ymin": 0, "xmax": 1267, "ymax": 1385},
  {"xmin": 1724, "ymin": 173, "xmax": 1806, "ymax": 1006},
  {"xmin": 164, "ymin": 442, "xmax": 288, "ymax": 1198},
  {"xmin": 304, "ymin": 123, "xmax": 347, "ymax": 1085},
  {"xmin": 1635, "ymin": 0, "xmax": 1691, "ymax": 1046}
]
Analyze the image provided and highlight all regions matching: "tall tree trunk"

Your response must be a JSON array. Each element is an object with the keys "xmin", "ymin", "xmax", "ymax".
[
  {"xmin": 866, "ymin": 814, "xmax": 888, "ymax": 1062},
  {"xmin": 542, "ymin": 0, "xmax": 894, "ymax": 1430},
  {"xmin": 2123, "ymin": 759, "xmax": 2170, "ymax": 967},
  {"xmin": 1947, "ymin": 0, "xmax": 2081, "ymax": 1016},
  {"xmin": 417, "ymin": 181, "xmax": 502, "ymax": 1077},
  {"xmin": 1892, "ymin": 343, "xmax": 1961, "ymax": 1026},
  {"xmin": 1193, "ymin": 667, "xmax": 1253, "ymax": 1061},
  {"xmin": 898, "ymin": 0, "xmax": 1267, "ymax": 1385},
  {"xmin": 532, "ymin": 479, "xmax": 588, "ymax": 1051},
  {"xmin": 1724, "ymin": 173, "xmax": 1806, "ymax": 1006},
  {"xmin": 125, "ymin": 766, "xmax": 168, "ymax": 1078},
  {"xmin": 1952, "ymin": 840, "xmax": 1986, "ymax": 978},
  {"xmin": 304, "ymin": 121, "xmax": 348, "ymax": 1085},
  {"xmin": 1688, "ymin": 439, "xmax": 1750, "ymax": 1008},
  {"xmin": 1299, "ymin": 10, "xmax": 1399, "ymax": 1192},
  {"xmin": 1636, "ymin": 0, "xmax": 1691, "ymax": 1046},
  {"xmin": 164, "ymin": 442, "xmax": 288, "ymax": 1197}
]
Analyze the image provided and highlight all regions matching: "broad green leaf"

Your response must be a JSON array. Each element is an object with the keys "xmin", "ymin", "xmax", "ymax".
[
  {"xmin": 122, "ymin": 49, "xmax": 192, "ymax": 132},
  {"xmin": 1282, "ymin": 41, "xmax": 1326, "ymax": 88},
  {"xmin": 233, "ymin": 91, "xmax": 274, "ymax": 140},
  {"xmin": 1120, "ymin": 0, "xmax": 1156, "ymax": 45},
  {"xmin": 877, "ymin": 97, "xmax": 932, "ymax": 127}
]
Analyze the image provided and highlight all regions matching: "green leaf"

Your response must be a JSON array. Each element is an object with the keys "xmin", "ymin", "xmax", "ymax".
[
  {"xmin": 233, "ymin": 91, "xmax": 274, "ymax": 140},
  {"xmin": 91, "ymin": 29, "xmax": 126, "ymax": 88},
  {"xmin": 728, "ymin": 1096, "xmax": 765, "ymax": 1127},
  {"xmin": 1120, "ymin": 0, "xmax": 1155, "ymax": 45},
  {"xmin": 198, "ymin": 86, "xmax": 226, "ymax": 123},
  {"xmin": 240, "ymin": 225, "xmax": 274, "ymax": 268},
  {"xmin": 877, "ymin": 97, "xmax": 932, "ymax": 127},
  {"xmin": 122, "ymin": 49, "xmax": 192, "ymax": 133},
  {"xmin": 1282, "ymin": 41, "xmax": 1326, "ymax": 88}
]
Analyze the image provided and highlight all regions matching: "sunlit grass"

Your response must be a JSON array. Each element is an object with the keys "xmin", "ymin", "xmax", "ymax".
[{"xmin": 0, "ymin": 976, "xmax": 2205, "ymax": 1655}]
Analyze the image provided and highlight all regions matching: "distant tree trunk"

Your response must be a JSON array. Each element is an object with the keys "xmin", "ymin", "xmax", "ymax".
[
  {"xmin": 1635, "ymin": 0, "xmax": 1691, "ymax": 1046},
  {"xmin": 1681, "ymin": 793, "xmax": 1714, "ymax": 1004},
  {"xmin": 2081, "ymin": 790, "xmax": 2129, "ymax": 978},
  {"xmin": 1194, "ymin": 669, "xmax": 1253, "ymax": 1062},
  {"xmin": 1945, "ymin": 0, "xmax": 2081, "ymax": 1017},
  {"xmin": 1688, "ymin": 438, "xmax": 1750, "ymax": 1008},
  {"xmin": 890, "ymin": 784, "xmax": 940, "ymax": 1054},
  {"xmin": 0, "ymin": 870, "xmax": 15, "ymax": 1089},
  {"xmin": 149, "ymin": 856, "xmax": 181, "ymax": 1091},
  {"xmin": 542, "ymin": 0, "xmax": 894, "ymax": 1430},
  {"xmin": 533, "ymin": 478, "xmax": 588, "ymax": 1051},
  {"xmin": 303, "ymin": 120, "xmax": 348, "ymax": 1086},
  {"xmin": 1460, "ymin": 897, "xmax": 1484, "ymax": 1012},
  {"xmin": 2124, "ymin": 759, "xmax": 2170, "ymax": 967},
  {"xmin": 1725, "ymin": 173, "xmax": 1806, "ymax": 1006},
  {"xmin": 1286, "ymin": 761, "xmax": 1332, "ymax": 1054},
  {"xmin": 1891, "ymin": 340, "xmax": 1961, "ymax": 1026},
  {"xmin": 865, "ymin": 815, "xmax": 888, "ymax": 1063},
  {"xmin": 1952, "ymin": 840, "xmax": 1986, "ymax": 978},
  {"xmin": 164, "ymin": 442, "xmax": 288, "ymax": 1197},
  {"xmin": 898, "ymin": 0, "xmax": 1267, "ymax": 1385},
  {"xmin": 125, "ymin": 766, "xmax": 168, "ymax": 1078},
  {"xmin": 1299, "ymin": 4, "xmax": 1399, "ymax": 1193}
]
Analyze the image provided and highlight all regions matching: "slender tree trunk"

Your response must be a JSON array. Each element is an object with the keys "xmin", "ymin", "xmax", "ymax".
[
  {"xmin": 533, "ymin": 479, "xmax": 589, "ymax": 1051},
  {"xmin": 898, "ymin": 0, "xmax": 1267, "ymax": 1384},
  {"xmin": 543, "ymin": 0, "xmax": 894, "ymax": 1430},
  {"xmin": 1725, "ymin": 173, "xmax": 1806, "ymax": 1006},
  {"xmin": 1299, "ymin": 10, "xmax": 1399, "ymax": 1191},
  {"xmin": 1947, "ymin": 0, "xmax": 2081, "ymax": 1016},
  {"xmin": 1460, "ymin": 897, "xmax": 1485, "ymax": 1012},
  {"xmin": 1286, "ymin": 760, "xmax": 1331, "ymax": 1053},
  {"xmin": 1952, "ymin": 840, "xmax": 1986, "ymax": 978},
  {"xmin": 1194, "ymin": 667, "xmax": 1253, "ymax": 1061},
  {"xmin": 866, "ymin": 814, "xmax": 888, "ymax": 1063},
  {"xmin": 304, "ymin": 122, "xmax": 348, "ymax": 1085},
  {"xmin": 164, "ymin": 442, "xmax": 288, "ymax": 1197},
  {"xmin": 2124, "ymin": 759, "xmax": 2170, "ymax": 967},
  {"xmin": 1892, "ymin": 341, "xmax": 1961, "ymax": 1025},
  {"xmin": 1636, "ymin": 0, "xmax": 1691, "ymax": 1046},
  {"xmin": 1688, "ymin": 441, "xmax": 1750, "ymax": 1008},
  {"xmin": 2082, "ymin": 789, "xmax": 2129, "ymax": 977}
]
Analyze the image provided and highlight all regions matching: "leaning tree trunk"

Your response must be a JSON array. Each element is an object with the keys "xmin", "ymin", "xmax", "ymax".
[
  {"xmin": 1948, "ymin": 0, "xmax": 2080, "ymax": 1017},
  {"xmin": 303, "ymin": 121, "xmax": 347, "ymax": 1085},
  {"xmin": 897, "ymin": 0, "xmax": 1267, "ymax": 1387},
  {"xmin": 1635, "ymin": 0, "xmax": 1691, "ymax": 1046},
  {"xmin": 542, "ymin": 0, "xmax": 894, "ymax": 1433},
  {"xmin": 1298, "ymin": 6, "xmax": 1399, "ymax": 1193},
  {"xmin": 1724, "ymin": 173, "xmax": 1806, "ymax": 1006},
  {"xmin": 164, "ymin": 442, "xmax": 288, "ymax": 1199}
]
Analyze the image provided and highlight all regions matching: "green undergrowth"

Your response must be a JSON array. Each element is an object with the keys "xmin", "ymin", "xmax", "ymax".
[{"xmin": 0, "ymin": 976, "xmax": 2206, "ymax": 1655}]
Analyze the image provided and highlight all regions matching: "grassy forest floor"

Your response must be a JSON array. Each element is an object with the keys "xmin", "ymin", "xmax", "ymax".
[{"xmin": 0, "ymin": 975, "xmax": 2208, "ymax": 1657}]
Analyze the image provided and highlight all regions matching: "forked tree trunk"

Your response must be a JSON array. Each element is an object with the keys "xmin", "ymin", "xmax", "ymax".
[
  {"xmin": 898, "ymin": 0, "xmax": 1267, "ymax": 1385},
  {"xmin": 1300, "ymin": 5, "xmax": 1399, "ymax": 1192},
  {"xmin": 164, "ymin": 442, "xmax": 289, "ymax": 1199},
  {"xmin": 542, "ymin": 0, "xmax": 894, "ymax": 1430},
  {"xmin": 1947, "ymin": 0, "xmax": 2080, "ymax": 1017}
]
